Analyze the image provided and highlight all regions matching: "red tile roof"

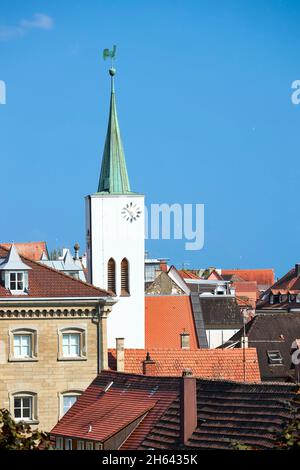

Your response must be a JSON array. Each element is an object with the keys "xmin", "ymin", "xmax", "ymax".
[
  {"xmin": 206, "ymin": 270, "xmax": 223, "ymax": 280},
  {"xmin": 1, "ymin": 242, "xmax": 48, "ymax": 261},
  {"xmin": 222, "ymin": 269, "xmax": 274, "ymax": 287},
  {"xmin": 139, "ymin": 380, "xmax": 300, "ymax": 451},
  {"xmin": 257, "ymin": 266, "xmax": 300, "ymax": 309},
  {"xmin": 270, "ymin": 268, "xmax": 300, "ymax": 293},
  {"xmin": 233, "ymin": 281, "xmax": 258, "ymax": 307},
  {"xmin": 145, "ymin": 295, "xmax": 198, "ymax": 349},
  {"xmin": 233, "ymin": 281, "xmax": 257, "ymax": 293},
  {"xmin": 51, "ymin": 371, "xmax": 180, "ymax": 449},
  {"xmin": 0, "ymin": 246, "xmax": 110, "ymax": 299},
  {"xmin": 178, "ymin": 270, "xmax": 200, "ymax": 279},
  {"xmin": 108, "ymin": 348, "xmax": 261, "ymax": 383}
]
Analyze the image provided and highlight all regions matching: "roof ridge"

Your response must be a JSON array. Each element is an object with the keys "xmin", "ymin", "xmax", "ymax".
[
  {"xmin": 0, "ymin": 241, "xmax": 47, "ymax": 245},
  {"xmin": 0, "ymin": 245, "xmax": 112, "ymax": 297}
]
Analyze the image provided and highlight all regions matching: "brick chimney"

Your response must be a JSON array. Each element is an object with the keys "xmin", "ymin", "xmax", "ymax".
[
  {"xmin": 241, "ymin": 336, "xmax": 248, "ymax": 348},
  {"xmin": 180, "ymin": 369, "xmax": 197, "ymax": 446},
  {"xmin": 159, "ymin": 260, "xmax": 168, "ymax": 272},
  {"xmin": 180, "ymin": 332, "xmax": 190, "ymax": 349},
  {"xmin": 143, "ymin": 352, "xmax": 156, "ymax": 376},
  {"xmin": 116, "ymin": 338, "xmax": 125, "ymax": 372},
  {"xmin": 295, "ymin": 264, "xmax": 300, "ymax": 276}
]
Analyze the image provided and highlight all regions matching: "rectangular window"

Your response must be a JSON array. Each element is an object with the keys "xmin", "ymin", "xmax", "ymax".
[
  {"xmin": 267, "ymin": 350, "xmax": 283, "ymax": 365},
  {"xmin": 145, "ymin": 265, "xmax": 156, "ymax": 282},
  {"xmin": 63, "ymin": 395, "xmax": 78, "ymax": 415},
  {"xmin": 14, "ymin": 396, "xmax": 32, "ymax": 420},
  {"xmin": 10, "ymin": 272, "xmax": 24, "ymax": 291},
  {"xmin": 62, "ymin": 333, "xmax": 80, "ymax": 357},
  {"xmin": 65, "ymin": 438, "xmax": 72, "ymax": 450},
  {"xmin": 13, "ymin": 334, "xmax": 32, "ymax": 358},
  {"xmin": 85, "ymin": 442, "xmax": 93, "ymax": 450},
  {"xmin": 56, "ymin": 437, "xmax": 64, "ymax": 450},
  {"xmin": 77, "ymin": 440, "xmax": 84, "ymax": 450}
]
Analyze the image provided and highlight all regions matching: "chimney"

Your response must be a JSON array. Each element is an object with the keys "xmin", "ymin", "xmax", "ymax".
[
  {"xmin": 116, "ymin": 338, "xmax": 125, "ymax": 372},
  {"xmin": 180, "ymin": 369, "xmax": 197, "ymax": 446},
  {"xmin": 74, "ymin": 242, "xmax": 80, "ymax": 260},
  {"xmin": 180, "ymin": 332, "xmax": 190, "ymax": 349},
  {"xmin": 143, "ymin": 352, "xmax": 156, "ymax": 376},
  {"xmin": 241, "ymin": 336, "xmax": 248, "ymax": 348},
  {"xmin": 159, "ymin": 260, "xmax": 168, "ymax": 273},
  {"xmin": 295, "ymin": 264, "xmax": 300, "ymax": 276}
]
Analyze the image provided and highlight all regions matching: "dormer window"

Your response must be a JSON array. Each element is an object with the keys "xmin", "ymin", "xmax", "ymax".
[
  {"xmin": 0, "ymin": 244, "xmax": 31, "ymax": 295},
  {"xmin": 10, "ymin": 272, "xmax": 24, "ymax": 292}
]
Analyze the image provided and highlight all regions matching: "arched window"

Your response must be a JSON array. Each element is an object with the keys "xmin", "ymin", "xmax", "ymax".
[
  {"xmin": 60, "ymin": 390, "xmax": 82, "ymax": 418},
  {"xmin": 121, "ymin": 258, "xmax": 129, "ymax": 296},
  {"xmin": 107, "ymin": 258, "xmax": 116, "ymax": 294},
  {"xmin": 11, "ymin": 391, "xmax": 38, "ymax": 422},
  {"xmin": 57, "ymin": 327, "xmax": 87, "ymax": 360},
  {"xmin": 9, "ymin": 328, "xmax": 38, "ymax": 361}
]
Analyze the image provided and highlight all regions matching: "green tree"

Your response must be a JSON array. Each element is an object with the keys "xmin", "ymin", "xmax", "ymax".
[{"xmin": 0, "ymin": 409, "xmax": 51, "ymax": 450}]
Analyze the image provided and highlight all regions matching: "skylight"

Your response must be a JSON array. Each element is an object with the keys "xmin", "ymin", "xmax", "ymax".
[{"xmin": 267, "ymin": 350, "xmax": 283, "ymax": 365}]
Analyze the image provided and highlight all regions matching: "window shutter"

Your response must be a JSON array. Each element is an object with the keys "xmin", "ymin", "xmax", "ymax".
[
  {"xmin": 121, "ymin": 258, "xmax": 129, "ymax": 295},
  {"xmin": 107, "ymin": 258, "xmax": 116, "ymax": 294}
]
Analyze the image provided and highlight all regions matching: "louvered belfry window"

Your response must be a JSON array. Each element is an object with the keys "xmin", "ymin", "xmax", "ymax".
[
  {"xmin": 121, "ymin": 258, "xmax": 129, "ymax": 295},
  {"xmin": 107, "ymin": 258, "xmax": 116, "ymax": 294}
]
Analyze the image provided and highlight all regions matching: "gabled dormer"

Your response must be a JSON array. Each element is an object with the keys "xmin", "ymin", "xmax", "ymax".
[{"xmin": 0, "ymin": 245, "xmax": 31, "ymax": 295}]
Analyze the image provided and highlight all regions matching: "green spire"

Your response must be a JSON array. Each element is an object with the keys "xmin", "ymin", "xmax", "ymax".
[{"xmin": 97, "ymin": 67, "xmax": 131, "ymax": 194}]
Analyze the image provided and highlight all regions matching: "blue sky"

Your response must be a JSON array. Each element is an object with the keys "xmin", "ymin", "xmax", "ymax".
[{"xmin": 1, "ymin": 0, "xmax": 300, "ymax": 277}]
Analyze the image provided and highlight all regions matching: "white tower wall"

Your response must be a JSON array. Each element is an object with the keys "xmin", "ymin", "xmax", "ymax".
[{"xmin": 86, "ymin": 193, "xmax": 145, "ymax": 348}]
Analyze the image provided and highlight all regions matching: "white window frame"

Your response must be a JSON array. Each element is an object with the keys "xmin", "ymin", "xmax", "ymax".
[
  {"xmin": 85, "ymin": 441, "xmax": 93, "ymax": 450},
  {"xmin": 9, "ymin": 271, "xmax": 25, "ymax": 292},
  {"xmin": 57, "ymin": 327, "xmax": 87, "ymax": 361},
  {"xmin": 62, "ymin": 333, "xmax": 80, "ymax": 357},
  {"xmin": 9, "ymin": 328, "xmax": 38, "ymax": 362},
  {"xmin": 13, "ymin": 334, "xmax": 32, "ymax": 358},
  {"xmin": 12, "ymin": 392, "xmax": 38, "ymax": 423},
  {"xmin": 60, "ymin": 391, "xmax": 82, "ymax": 418}
]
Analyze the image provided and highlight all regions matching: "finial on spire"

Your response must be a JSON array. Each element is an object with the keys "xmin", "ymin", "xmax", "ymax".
[{"xmin": 103, "ymin": 45, "xmax": 117, "ymax": 91}]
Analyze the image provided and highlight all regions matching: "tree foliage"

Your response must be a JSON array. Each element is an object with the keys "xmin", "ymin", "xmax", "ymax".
[{"xmin": 0, "ymin": 409, "xmax": 51, "ymax": 450}]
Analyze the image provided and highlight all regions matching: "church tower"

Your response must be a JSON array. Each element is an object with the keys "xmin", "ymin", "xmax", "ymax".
[{"xmin": 85, "ymin": 63, "xmax": 145, "ymax": 348}]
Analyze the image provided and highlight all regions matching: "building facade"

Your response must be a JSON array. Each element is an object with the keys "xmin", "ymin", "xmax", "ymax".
[{"xmin": 0, "ymin": 245, "xmax": 115, "ymax": 431}]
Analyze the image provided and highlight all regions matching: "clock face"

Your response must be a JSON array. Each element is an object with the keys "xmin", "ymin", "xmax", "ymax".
[{"xmin": 121, "ymin": 202, "xmax": 142, "ymax": 223}]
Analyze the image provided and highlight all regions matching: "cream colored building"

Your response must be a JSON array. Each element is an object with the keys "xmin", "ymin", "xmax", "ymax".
[{"xmin": 0, "ymin": 244, "xmax": 116, "ymax": 431}]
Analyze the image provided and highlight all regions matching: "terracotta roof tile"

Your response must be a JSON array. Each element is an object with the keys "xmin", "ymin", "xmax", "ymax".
[
  {"xmin": 0, "ymin": 246, "xmax": 110, "ymax": 299},
  {"xmin": 51, "ymin": 371, "xmax": 180, "ymax": 449},
  {"xmin": 257, "ymin": 266, "xmax": 300, "ymax": 309},
  {"xmin": 178, "ymin": 270, "xmax": 200, "ymax": 279},
  {"xmin": 1, "ymin": 242, "xmax": 48, "ymax": 261},
  {"xmin": 222, "ymin": 269, "xmax": 274, "ymax": 287},
  {"xmin": 145, "ymin": 295, "xmax": 198, "ymax": 349},
  {"xmin": 108, "ymin": 348, "xmax": 261, "ymax": 383},
  {"xmin": 139, "ymin": 380, "xmax": 300, "ymax": 450},
  {"xmin": 51, "ymin": 372, "xmax": 297, "ymax": 451}
]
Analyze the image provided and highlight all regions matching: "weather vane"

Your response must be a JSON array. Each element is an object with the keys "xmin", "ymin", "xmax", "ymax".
[{"xmin": 103, "ymin": 45, "xmax": 117, "ymax": 70}]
